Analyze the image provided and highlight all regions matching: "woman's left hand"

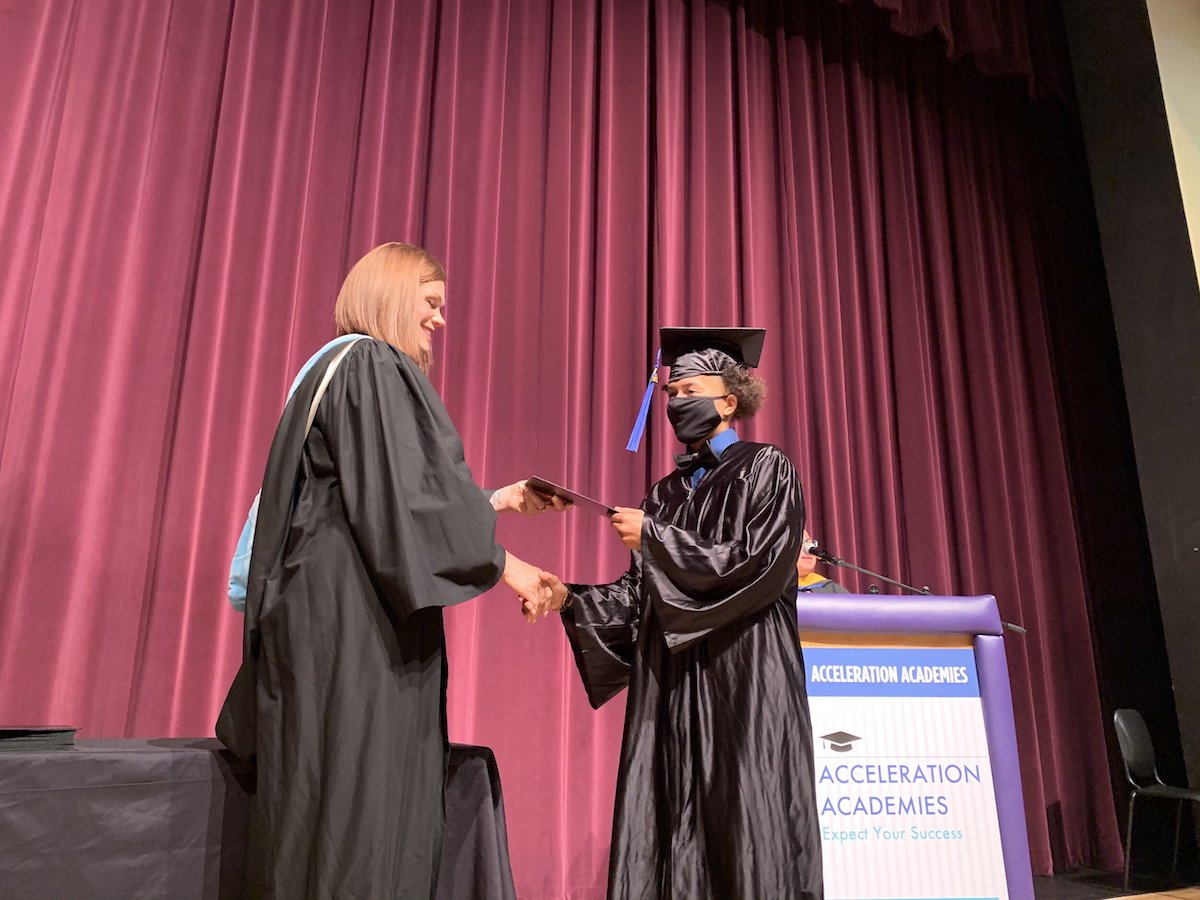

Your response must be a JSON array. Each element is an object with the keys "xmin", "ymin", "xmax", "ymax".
[{"xmin": 491, "ymin": 480, "xmax": 571, "ymax": 515}]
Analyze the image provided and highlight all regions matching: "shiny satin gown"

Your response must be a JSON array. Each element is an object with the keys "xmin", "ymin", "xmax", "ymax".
[{"xmin": 563, "ymin": 440, "xmax": 824, "ymax": 900}]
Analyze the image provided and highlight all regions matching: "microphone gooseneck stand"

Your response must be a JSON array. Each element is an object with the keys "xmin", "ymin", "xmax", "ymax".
[{"xmin": 810, "ymin": 546, "xmax": 1028, "ymax": 635}]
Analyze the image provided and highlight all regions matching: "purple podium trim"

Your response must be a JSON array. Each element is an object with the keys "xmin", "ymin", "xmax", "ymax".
[
  {"xmin": 797, "ymin": 592, "xmax": 1003, "ymax": 636},
  {"xmin": 975, "ymin": 633, "xmax": 1034, "ymax": 899},
  {"xmin": 797, "ymin": 594, "xmax": 1033, "ymax": 900}
]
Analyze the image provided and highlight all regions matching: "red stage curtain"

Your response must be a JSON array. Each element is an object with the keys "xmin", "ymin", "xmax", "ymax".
[
  {"xmin": 0, "ymin": 0, "xmax": 1121, "ymax": 891},
  {"xmin": 844, "ymin": 0, "xmax": 1071, "ymax": 98}
]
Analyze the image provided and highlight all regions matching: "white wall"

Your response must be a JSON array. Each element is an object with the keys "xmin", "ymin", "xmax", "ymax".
[{"xmin": 1147, "ymin": 0, "xmax": 1200, "ymax": 289}]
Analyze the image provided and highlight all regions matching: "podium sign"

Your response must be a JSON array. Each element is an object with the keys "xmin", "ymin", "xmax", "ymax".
[{"xmin": 798, "ymin": 595, "xmax": 1033, "ymax": 900}]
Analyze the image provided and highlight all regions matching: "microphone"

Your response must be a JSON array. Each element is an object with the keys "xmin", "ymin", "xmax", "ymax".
[
  {"xmin": 803, "ymin": 539, "xmax": 840, "ymax": 565},
  {"xmin": 801, "ymin": 538, "xmax": 1027, "ymax": 631}
]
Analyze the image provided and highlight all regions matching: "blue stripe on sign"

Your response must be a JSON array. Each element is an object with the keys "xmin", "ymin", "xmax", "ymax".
[{"xmin": 805, "ymin": 647, "xmax": 980, "ymax": 698}]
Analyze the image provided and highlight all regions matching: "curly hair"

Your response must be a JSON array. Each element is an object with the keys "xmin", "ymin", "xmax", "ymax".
[{"xmin": 721, "ymin": 364, "xmax": 766, "ymax": 419}]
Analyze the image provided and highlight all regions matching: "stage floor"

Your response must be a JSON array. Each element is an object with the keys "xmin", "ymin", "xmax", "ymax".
[{"xmin": 1035, "ymin": 871, "xmax": 1200, "ymax": 900}]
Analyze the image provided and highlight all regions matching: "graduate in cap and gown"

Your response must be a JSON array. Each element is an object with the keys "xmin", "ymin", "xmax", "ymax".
[
  {"xmin": 216, "ymin": 242, "xmax": 563, "ymax": 899},
  {"xmin": 535, "ymin": 327, "xmax": 824, "ymax": 900}
]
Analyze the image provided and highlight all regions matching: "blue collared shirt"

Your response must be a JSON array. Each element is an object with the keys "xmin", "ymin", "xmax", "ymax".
[{"xmin": 691, "ymin": 427, "xmax": 740, "ymax": 487}]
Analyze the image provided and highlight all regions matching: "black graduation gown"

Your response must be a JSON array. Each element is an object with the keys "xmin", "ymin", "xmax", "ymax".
[
  {"xmin": 798, "ymin": 578, "xmax": 850, "ymax": 594},
  {"xmin": 562, "ymin": 441, "xmax": 824, "ymax": 900},
  {"xmin": 216, "ymin": 339, "xmax": 505, "ymax": 900}
]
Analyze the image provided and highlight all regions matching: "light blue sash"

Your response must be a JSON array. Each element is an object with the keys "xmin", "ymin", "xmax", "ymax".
[{"xmin": 227, "ymin": 334, "xmax": 369, "ymax": 611}]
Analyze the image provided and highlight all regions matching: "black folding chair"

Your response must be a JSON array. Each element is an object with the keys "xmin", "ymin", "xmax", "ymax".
[{"xmin": 1113, "ymin": 708, "xmax": 1200, "ymax": 890}]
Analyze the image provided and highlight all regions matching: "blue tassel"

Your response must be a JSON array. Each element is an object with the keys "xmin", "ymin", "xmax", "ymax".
[{"xmin": 625, "ymin": 349, "xmax": 661, "ymax": 452}]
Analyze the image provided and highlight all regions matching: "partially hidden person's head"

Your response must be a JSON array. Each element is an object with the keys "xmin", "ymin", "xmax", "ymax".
[
  {"xmin": 334, "ymin": 242, "xmax": 447, "ymax": 373},
  {"xmin": 660, "ymin": 327, "xmax": 767, "ymax": 447},
  {"xmin": 797, "ymin": 529, "xmax": 818, "ymax": 580}
]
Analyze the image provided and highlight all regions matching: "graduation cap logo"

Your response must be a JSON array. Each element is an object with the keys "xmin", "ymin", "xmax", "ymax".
[{"xmin": 820, "ymin": 731, "xmax": 862, "ymax": 753}]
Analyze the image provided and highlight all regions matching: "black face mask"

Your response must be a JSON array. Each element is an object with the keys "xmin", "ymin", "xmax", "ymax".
[{"xmin": 666, "ymin": 395, "xmax": 726, "ymax": 445}]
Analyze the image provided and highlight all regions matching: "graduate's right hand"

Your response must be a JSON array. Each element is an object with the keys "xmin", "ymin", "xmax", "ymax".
[
  {"xmin": 526, "ymin": 570, "xmax": 569, "ymax": 621},
  {"xmin": 516, "ymin": 570, "xmax": 568, "ymax": 622},
  {"xmin": 509, "ymin": 567, "xmax": 568, "ymax": 622}
]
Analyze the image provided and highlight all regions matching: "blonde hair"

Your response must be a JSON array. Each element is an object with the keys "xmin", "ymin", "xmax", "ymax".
[{"xmin": 334, "ymin": 242, "xmax": 446, "ymax": 373}]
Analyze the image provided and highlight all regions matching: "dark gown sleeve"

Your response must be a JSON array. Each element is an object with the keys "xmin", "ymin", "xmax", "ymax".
[
  {"xmin": 641, "ymin": 445, "xmax": 804, "ymax": 651},
  {"xmin": 560, "ymin": 554, "xmax": 643, "ymax": 709},
  {"xmin": 318, "ymin": 341, "xmax": 506, "ymax": 622}
]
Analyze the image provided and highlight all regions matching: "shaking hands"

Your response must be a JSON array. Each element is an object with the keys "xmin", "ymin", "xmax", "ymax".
[
  {"xmin": 501, "ymin": 554, "xmax": 570, "ymax": 622},
  {"xmin": 496, "ymin": 487, "xmax": 644, "ymax": 621}
]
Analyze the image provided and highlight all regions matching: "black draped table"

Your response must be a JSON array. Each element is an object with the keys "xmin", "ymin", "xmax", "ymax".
[{"xmin": 0, "ymin": 739, "xmax": 516, "ymax": 899}]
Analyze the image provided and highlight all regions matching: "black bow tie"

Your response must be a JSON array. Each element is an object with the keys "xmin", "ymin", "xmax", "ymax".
[{"xmin": 674, "ymin": 443, "xmax": 719, "ymax": 475}]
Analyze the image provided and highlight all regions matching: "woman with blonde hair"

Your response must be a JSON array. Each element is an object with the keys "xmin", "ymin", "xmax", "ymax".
[{"xmin": 218, "ymin": 242, "xmax": 558, "ymax": 898}]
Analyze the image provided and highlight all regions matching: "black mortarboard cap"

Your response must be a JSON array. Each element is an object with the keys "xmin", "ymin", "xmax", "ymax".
[
  {"xmin": 625, "ymin": 326, "xmax": 766, "ymax": 452},
  {"xmin": 820, "ymin": 731, "xmax": 861, "ymax": 753},
  {"xmin": 660, "ymin": 327, "xmax": 765, "ymax": 380}
]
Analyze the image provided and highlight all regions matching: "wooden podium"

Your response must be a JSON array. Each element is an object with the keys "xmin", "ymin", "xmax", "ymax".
[{"xmin": 797, "ymin": 594, "xmax": 1033, "ymax": 900}]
